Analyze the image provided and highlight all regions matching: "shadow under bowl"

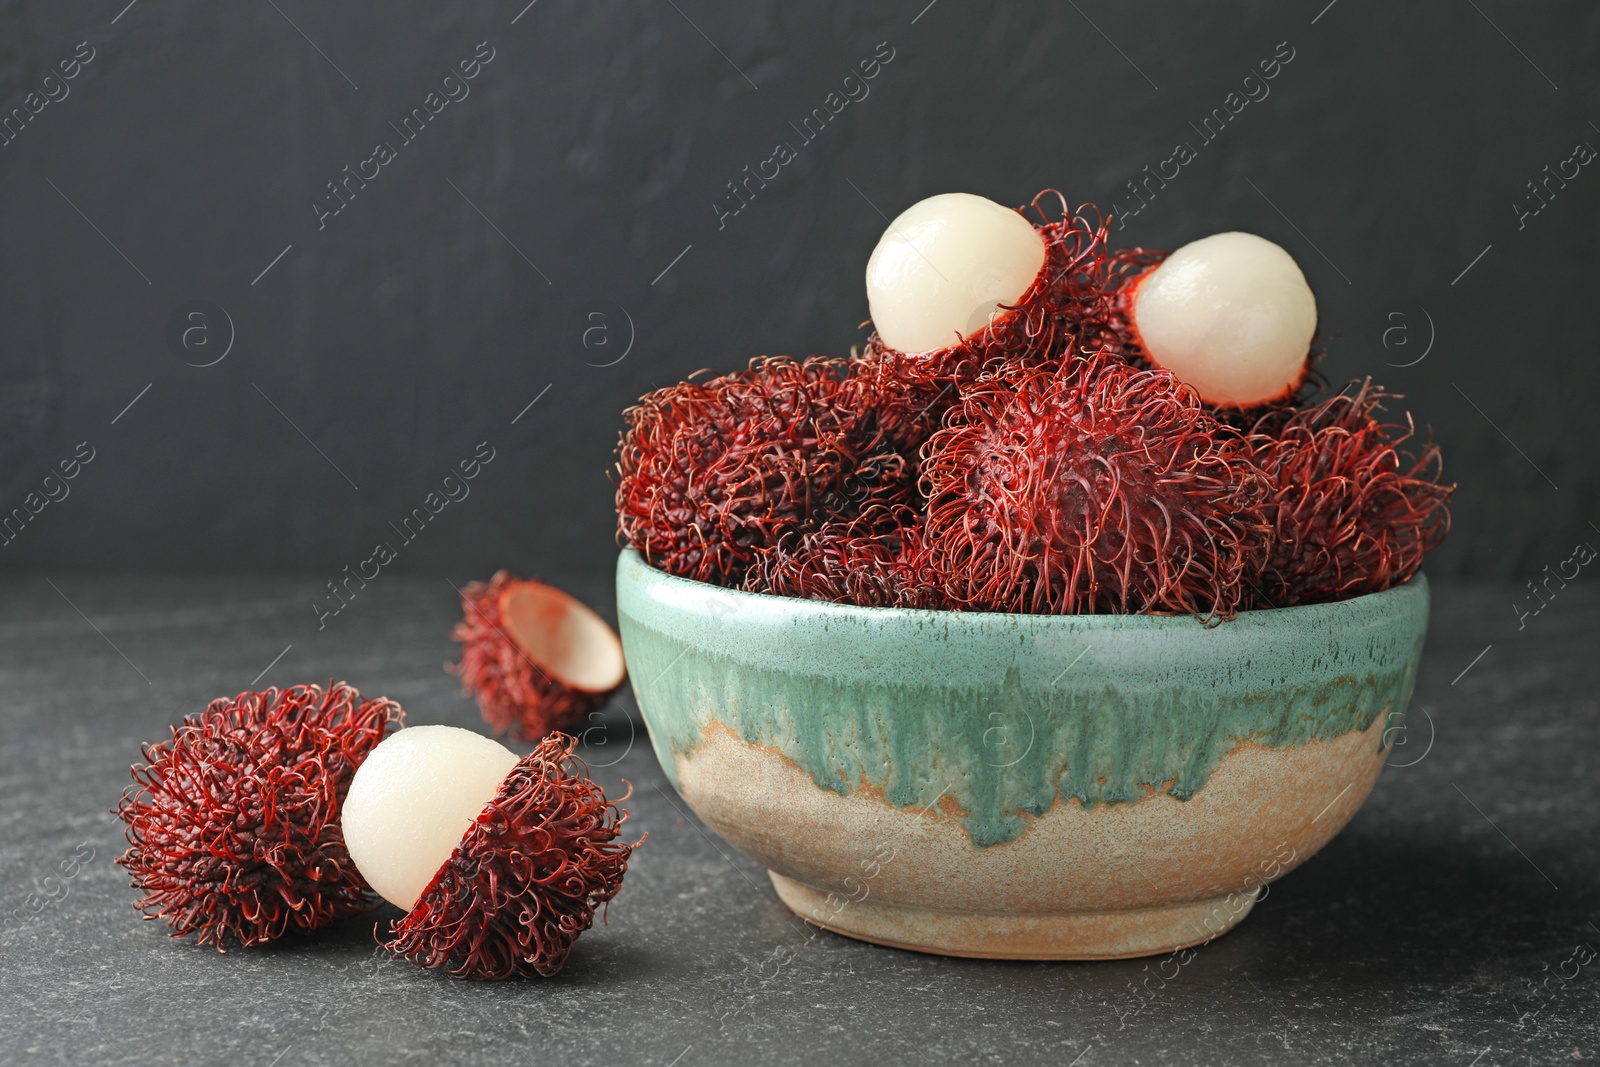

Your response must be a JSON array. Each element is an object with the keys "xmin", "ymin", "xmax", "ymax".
[{"xmin": 615, "ymin": 549, "xmax": 1428, "ymax": 960}]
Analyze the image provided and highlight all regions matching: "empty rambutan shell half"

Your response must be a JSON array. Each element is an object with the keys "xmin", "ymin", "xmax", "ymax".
[
  {"xmin": 341, "ymin": 725, "xmax": 641, "ymax": 979},
  {"xmin": 115, "ymin": 682, "xmax": 403, "ymax": 949},
  {"xmin": 452, "ymin": 571, "xmax": 627, "ymax": 743}
]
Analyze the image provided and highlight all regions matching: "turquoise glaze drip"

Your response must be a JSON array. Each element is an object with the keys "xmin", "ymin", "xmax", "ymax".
[{"xmin": 616, "ymin": 551, "xmax": 1429, "ymax": 848}]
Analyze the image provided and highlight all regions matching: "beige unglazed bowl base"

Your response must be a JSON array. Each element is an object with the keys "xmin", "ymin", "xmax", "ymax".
[{"xmin": 769, "ymin": 871, "xmax": 1259, "ymax": 961}]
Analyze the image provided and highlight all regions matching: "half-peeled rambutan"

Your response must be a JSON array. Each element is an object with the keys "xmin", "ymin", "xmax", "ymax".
[
  {"xmin": 856, "ymin": 192, "xmax": 1128, "ymax": 454},
  {"xmin": 1113, "ymin": 232, "xmax": 1320, "ymax": 412},
  {"xmin": 377, "ymin": 732, "xmax": 640, "ymax": 979},
  {"xmin": 452, "ymin": 571, "xmax": 627, "ymax": 743},
  {"xmin": 1109, "ymin": 248, "xmax": 1328, "ymax": 431},
  {"xmin": 115, "ymin": 682, "xmax": 403, "ymax": 950},
  {"xmin": 615, "ymin": 356, "xmax": 915, "ymax": 586},
  {"xmin": 921, "ymin": 352, "xmax": 1269, "ymax": 619},
  {"xmin": 1246, "ymin": 380, "xmax": 1452, "ymax": 607},
  {"xmin": 742, "ymin": 505, "xmax": 950, "ymax": 610}
]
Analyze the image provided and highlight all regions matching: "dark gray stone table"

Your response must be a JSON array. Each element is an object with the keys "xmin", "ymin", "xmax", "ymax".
[{"xmin": 1, "ymin": 573, "xmax": 1595, "ymax": 1066}]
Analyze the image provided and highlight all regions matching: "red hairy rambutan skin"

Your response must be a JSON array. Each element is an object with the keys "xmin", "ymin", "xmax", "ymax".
[
  {"xmin": 842, "ymin": 346, "xmax": 961, "ymax": 462},
  {"xmin": 615, "ymin": 356, "xmax": 915, "ymax": 586},
  {"xmin": 1246, "ymin": 380, "xmax": 1452, "ymax": 607},
  {"xmin": 1104, "ymin": 246, "xmax": 1163, "ymax": 371},
  {"xmin": 922, "ymin": 352, "xmax": 1270, "ymax": 619},
  {"xmin": 743, "ymin": 506, "xmax": 951, "ymax": 610},
  {"xmin": 382, "ymin": 733, "xmax": 642, "ymax": 980},
  {"xmin": 451, "ymin": 571, "xmax": 622, "ymax": 743},
  {"xmin": 115, "ymin": 683, "xmax": 403, "ymax": 950}
]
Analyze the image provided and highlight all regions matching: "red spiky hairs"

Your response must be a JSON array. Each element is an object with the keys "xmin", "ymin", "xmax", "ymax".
[
  {"xmin": 742, "ymin": 505, "xmax": 950, "ymax": 610},
  {"xmin": 615, "ymin": 356, "xmax": 915, "ymax": 585},
  {"xmin": 115, "ymin": 682, "xmax": 402, "ymax": 949},
  {"xmin": 1248, "ymin": 380, "xmax": 1452, "ymax": 607},
  {"xmin": 921, "ymin": 352, "xmax": 1269, "ymax": 618},
  {"xmin": 381, "ymin": 733, "xmax": 641, "ymax": 979}
]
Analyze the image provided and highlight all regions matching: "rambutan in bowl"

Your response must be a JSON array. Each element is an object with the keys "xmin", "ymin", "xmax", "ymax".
[{"xmin": 616, "ymin": 549, "xmax": 1429, "ymax": 960}]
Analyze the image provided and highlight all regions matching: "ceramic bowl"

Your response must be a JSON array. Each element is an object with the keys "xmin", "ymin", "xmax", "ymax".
[{"xmin": 616, "ymin": 549, "xmax": 1428, "ymax": 960}]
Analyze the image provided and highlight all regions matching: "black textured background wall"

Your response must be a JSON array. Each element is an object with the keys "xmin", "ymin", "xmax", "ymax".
[{"xmin": 0, "ymin": 0, "xmax": 1594, "ymax": 581}]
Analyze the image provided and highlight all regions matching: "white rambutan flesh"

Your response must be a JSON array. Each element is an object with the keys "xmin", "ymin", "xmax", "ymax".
[
  {"xmin": 865, "ymin": 192, "xmax": 1047, "ymax": 354},
  {"xmin": 340, "ymin": 725, "xmax": 519, "ymax": 911},
  {"xmin": 1130, "ymin": 231, "xmax": 1317, "ymax": 407}
]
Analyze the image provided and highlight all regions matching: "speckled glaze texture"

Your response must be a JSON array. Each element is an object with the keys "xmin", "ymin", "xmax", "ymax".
[{"xmin": 616, "ymin": 550, "xmax": 1429, "ymax": 959}]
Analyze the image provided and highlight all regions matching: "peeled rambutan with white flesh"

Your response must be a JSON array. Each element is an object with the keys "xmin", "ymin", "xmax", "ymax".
[
  {"xmin": 922, "ymin": 352, "xmax": 1269, "ymax": 619},
  {"xmin": 115, "ymin": 682, "xmax": 403, "ymax": 949},
  {"xmin": 615, "ymin": 356, "xmax": 914, "ymax": 586},
  {"xmin": 862, "ymin": 191, "xmax": 1133, "ymax": 368},
  {"xmin": 452, "ymin": 571, "xmax": 626, "ymax": 743},
  {"xmin": 341, "ymin": 725, "xmax": 641, "ymax": 980},
  {"xmin": 1247, "ymin": 380, "xmax": 1452, "ymax": 607},
  {"xmin": 857, "ymin": 191, "xmax": 1137, "ymax": 456},
  {"xmin": 866, "ymin": 192, "xmax": 1049, "ymax": 356},
  {"xmin": 1122, "ymin": 231, "xmax": 1317, "ymax": 409}
]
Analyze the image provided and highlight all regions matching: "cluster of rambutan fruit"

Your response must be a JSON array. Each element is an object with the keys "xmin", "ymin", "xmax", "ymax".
[
  {"xmin": 116, "ymin": 577, "xmax": 638, "ymax": 978},
  {"xmin": 117, "ymin": 656, "xmax": 636, "ymax": 978},
  {"xmin": 617, "ymin": 191, "xmax": 1452, "ymax": 619}
]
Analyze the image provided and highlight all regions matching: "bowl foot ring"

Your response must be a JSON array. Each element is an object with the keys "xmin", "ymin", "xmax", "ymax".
[{"xmin": 768, "ymin": 871, "xmax": 1259, "ymax": 960}]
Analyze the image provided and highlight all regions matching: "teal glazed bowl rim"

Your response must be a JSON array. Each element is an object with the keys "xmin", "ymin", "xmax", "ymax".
[{"xmin": 615, "ymin": 548, "xmax": 1429, "ymax": 850}]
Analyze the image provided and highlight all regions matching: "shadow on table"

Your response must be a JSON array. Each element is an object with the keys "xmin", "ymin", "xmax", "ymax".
[{"xmin": 1196, "ymin": 828, "xmax": 1595, "ymax": 986}]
